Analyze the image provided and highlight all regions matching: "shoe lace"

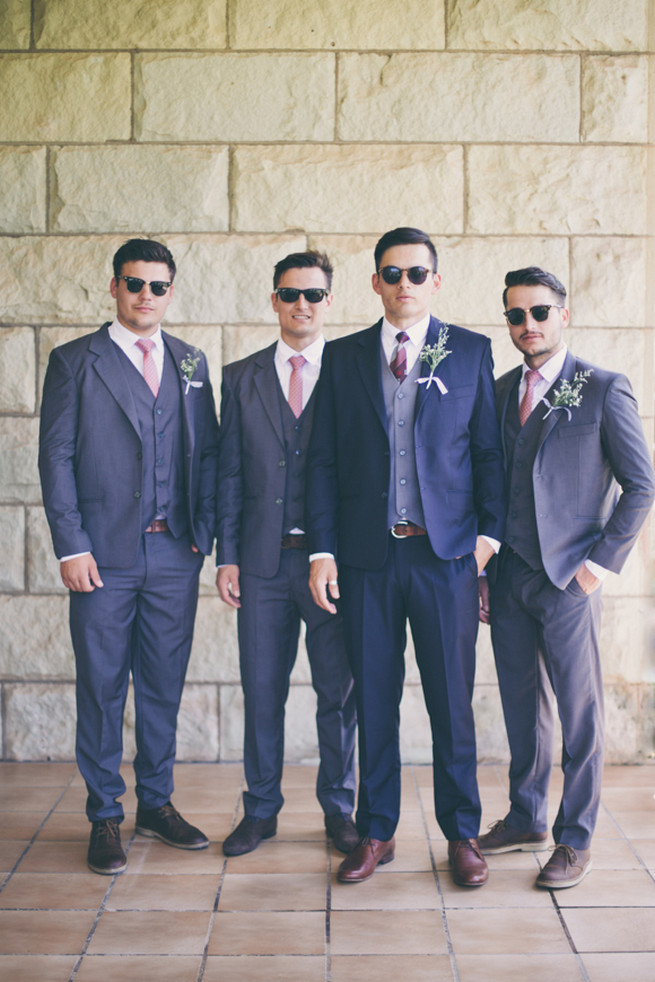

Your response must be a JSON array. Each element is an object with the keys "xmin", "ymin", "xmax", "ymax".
[
  {"xmin": 158, "ymin": 803, "xmax": 182, "ymax": 822},
  {"xmin": 552, "ymin": 844, "xmax": 578, "ymax": 865},
  {"xmin": 486, "ymin": 819, "xmax": 508, "ymax": 834},
  {"xmin": 95, "ymin": 819, "xmax": 120, "ymax": 842}
]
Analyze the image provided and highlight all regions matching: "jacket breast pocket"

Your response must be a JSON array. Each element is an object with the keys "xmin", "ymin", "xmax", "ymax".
[{"xmin": 557, "ymin": 422, "xmax": 598, "ymax": 439}]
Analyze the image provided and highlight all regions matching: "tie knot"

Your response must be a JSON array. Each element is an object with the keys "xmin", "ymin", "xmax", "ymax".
[
  {"xmin": 289, "ymin": 355, "xmax": 306, "ymax": 370},
  {"xmin": 525, "ymin": 368, "xmax": 541, "ymax": 387},
  {"xmin": 136, "ymin": 338, "xmax": 155, "ymax": 354},
  {"xmin": 395, "ymin": 331, "xmax": 409, "ymax": 344}
]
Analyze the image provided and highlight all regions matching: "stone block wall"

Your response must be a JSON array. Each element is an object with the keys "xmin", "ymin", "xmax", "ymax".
[{"xmin": 1, "ymin": 0, "xmax": 653, "ymax": 764}]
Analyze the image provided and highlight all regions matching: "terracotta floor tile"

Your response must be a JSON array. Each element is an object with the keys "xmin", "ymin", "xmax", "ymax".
[
  {"xmin": 15, "ymin": 841, "xmax": 90, "ymax": 874},
  {"xmin": 561, "ymin": 907, "xmax": 655, "ymax": 952},
  {"xmin": 0, "ymin": 910, "xmax": 96, "ymax": 954},
  {"xmin": 456, "ymin": 953, "xmax": 585, "ymax": 981},
  {"xmin": 581, "ymin": 952, "xmax": 655, "ymax": 982},
  {"xmin": 331, "ymin": 871, "xmax": 440, "ymax": 910},
  {"xmin": 554, "ymin": 869, "xmax": 655, "ymax": 907},
  {"xmin": 218, "ymin": 872, "xmax": 327, "ymax": 911},
  {"xmin": 75, "ymin": 954, "xmax": 201, "ymax": 980},
  {"xmin": 275, "ymin": 811, "xmax": 329, "ymax": 841},
  {"xmin": 203, "ymin": 954, "xmax": 326, "ymax": 980},
  {"xmin": 106, "ymin": 872, "xmax": 219, "ymax": 910},
  {"xmin": 223, "ymin": 838, "xmax": 328, "ymax": 874},
  {"xmin": 124, "ymin": 839, "xmax": 224, "ymax": 875},
  {"xmin": 0, "ymin": 840, "xmax": 30, "ymax": 872},
  {"xmin": 208, "ymin": 910, "xmax": 325, "ymax": 954},
  {"xmin": 600, "ymin": 766, "xmax": 655, "ymax": 789},
  {"xmin": 0, "ymin": 814, "xmax": 45, "ymax": 840},
  {"xmin": 86, "ymin": 910, "xmax": 212, "ymax": 955},
  {"xmin": 0, "ymin": 787, "xmax": 62, "ymax": 812},
  {"xmin": 606, "ymin": 810, "xmax": 655, "ymax": 839},
  {"xmin": 586, "ymin": 836, "xmax": 644, "ymax": 869},
  {"xmin": 600, "ymin": 787, "xmax": 655, "ymax": 811},
  {"xmin": 0, "ymin": 763, "xmax": 76, "ymax": 787},
  {"xmin": 331, "ymin": 954, "xmax": 453, "ymax": 981},
  {"xmin": 441, "ymin": 869, "xmax": 553, "ymax": 907},
  {"xmin": 446, "ymin": 908, "xmax": 571, "ymax": 955},
  {"xmin": 330, "ymin": 909, "xmax": 447, "ymax": 955},
  {"xmin": 35, "ymin": 812, "xmax": 91, "ymax": 842},
  {"xmin": 280, "ymin": 764, "xmax": 320, "ymax": 787},
  {"xmin": 631, "ymin": 838, "xmax": 655, "ymax": 868},
  {"xmin": 0, "ymin": 873, "xmax": 109, "ymax": 909},
  {"xmin": 475, "ymin": 849, "xmax": 545, "ymax": 873},
  {"xmin": 0, "ymin": 955, "xmax": 79, "ymax": 981}
]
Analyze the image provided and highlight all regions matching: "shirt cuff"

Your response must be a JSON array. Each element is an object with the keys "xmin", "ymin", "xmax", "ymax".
[
  {"xmin": 481, "ymin": 535, "xmax": 501, "ymax": 553},
  {"xmin": 60, "ymin": 552, "xmax": 91, "ymax": 562},
  {"xmin": 584, "ymin": 559, "xmax": 609, "ymax": 581},
  {"xmin": 309, "ymin": 552, "xmax": 335, "ymax": 563}
]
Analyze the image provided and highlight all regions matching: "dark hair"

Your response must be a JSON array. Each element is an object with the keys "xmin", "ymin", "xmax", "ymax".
[
  {"xmin": 503, "ymin": 267, "xmax": 566, "ymax": 308},
  {"xmin": 112, "ymin": 238, "xmax": 176, "ymax": 282},
  {"xmin": 373, "ymin": 227, "xmax": 438, "ymax": 273},
  {"xmin": 273, "ymin": 250, "xmax": 333, "ymax": 290}
]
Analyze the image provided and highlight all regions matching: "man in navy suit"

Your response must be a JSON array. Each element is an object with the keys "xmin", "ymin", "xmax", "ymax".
[
  {"xmin": 39, "ymin": 239, "xmax": 219, "ymax": 875},
  {"xmin": 216, "ymin": 251, "xmax": 357, "ymax": 857},
  {"xmin": 307, "ymin": 227, "xmax": 506, "ymax": 886},
  {"xmin": 478, "ymin": 267, "xmax": 655, "ymax": 888}
]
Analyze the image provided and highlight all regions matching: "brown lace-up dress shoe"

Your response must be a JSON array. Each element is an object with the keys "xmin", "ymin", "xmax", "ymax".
[
  {"xmin": 337, "ymin": 836, "xmax": 395, "ymax": 882},
  {"xmin": 135, "ymin": 802, "xmax": 209, "ymax": 849},
  {"xmin": 479, "ymin": 819, "xmax": 549, "ymax": 855},
  {"xmin": 536, "ymin": 844, "xmax": 591, "ymax": 889},
  {"xmin": 448, "ymin": 838, "xmax": 489, "ymax": 887},
  {"xmin": 325, "ymin": 813, "xmax": 360, "ymax": 854},
  {"xmin": 87, "ymin": 819, "xmax": 127, "ymax": 875},
  {"xmin": 222, "ymin": 815, "xmax": 277, "ymax": 856}
]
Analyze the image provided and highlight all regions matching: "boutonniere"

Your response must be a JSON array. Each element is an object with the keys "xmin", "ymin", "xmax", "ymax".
[
  {"xmin": 542, "ymin": 369, "xmax": 593, "ymax": 420},
  {"xmin": 416, "ymin": 326, "xmax": 451, "ymax": 394},
  {"xmin": 180, "ymin": 349, "xmax": 203, "ymax": 394}
]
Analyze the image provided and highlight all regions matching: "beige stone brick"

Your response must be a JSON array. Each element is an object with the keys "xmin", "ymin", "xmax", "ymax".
[
  {"xmin": 37, "ymin": 328, "xmax": 94, "ymax": 410},
  {"xmin": 0, "ymin": 327, "xmax": 35, "ymax": 413},
  {"xmin": 0, "ymin": 507, "xmax": 25, "ymax": 593},
  {"xmin": 468, "ymin": 146, "xmax": 647, "ymax": 235},
  {"xmin": 283, "ymin": 685, "xmax": 320, "ymax": 763},
  {"xmin": 308, "ymin": 235, "xmax": 380, "ymax": 329},
  {"xmin": 162, "ymin": 234, "xmax": 306, "ymax": 326},
  {"xmin": 399, "ymin": 685, "xmax": 432, "ymax": 764},
  {"xmin": 231, "ymin": 0, "xmax": 445, "ymax": 50},
  {"xmin": 570, "ymin": 237, "xmax": 647, "ymax": 328},
  {"xmin": 0, "ymin": 596, "xmax": 73, "ymax": 679},
  {"xmin": 221, "ymin": 326, "xmax": 282, "ymax": 367},
  {"xmin": 600, "ymin": 598, "xmax": 652, "ymax": 684},
  {"xmin": 0, "ymin": 0, "xmax": 30, "ymax": 49},
  {"xmin": 0, "ymin": 53, "xmax": 130, "ymax": 142},
  {"xmin": 447, "ymin": 0, "xmax": 647, "ymax": 52},
  {"xmin": 0, "ymin": 418, "xmax": 41, "ymax": 505},
  {"xmin": 473, "ymin": 685, "xmax": 510, "ymax": 763},
  {"xmin": 51, "ymin": 146, "xmax": 229, "ymax": 234},
  {"xmin": 34, "ymin": 0, "xmax": 227, "ymax": 49},
  {"xmin": 604, "ymin": 683, "xmax": 646, "ymax": 763},
  {"xmin": 187, "ymin": 596, "xmax": 240, "ymax": 684},
  {"xmin": 234, "ymin": 146, "xmax": 464, "ymax": 235},
  {"xmin": 27, "ymin": 506, "xmax": 66, "ymax": 595},
  {"xmin": 582, "ymin": 56, "xmax": 648, "ymax": 143},
  {"xmin": 338, "ymin": 52, "xmax": 579, "ymax": 143},
  {"xmin": 138, "ymin": 53, "xmax": 334, "ymax": 142},
  {"xmin": 565, "ymin": 328, "xmax": 649, "ymax": 407},
  {"xmin": 4, "ymin": 683, "xmax": 77, "ymax": 760},
  {"xmin": 177, "ymin": 685, "xmax": 219, "ymax": 761},
  {"xmin": 219, "ymin": 685, "xmax": 245, "ymax": 761},
  {"xmin": 0, "ymin": 148, "xmax": 46, "ymax": 234}
]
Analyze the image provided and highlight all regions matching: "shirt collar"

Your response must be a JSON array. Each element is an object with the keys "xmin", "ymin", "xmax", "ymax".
[
  {"xmin": 381, "ymin": 314, "xmax": 431, "ymax": 349},
  {"xmin": 108, "ymin": 317, "xmax": 163, "ymax": 354},
  {"xmin": 276, "ymin": 334, "xmax": 325, "ymax": 367},
  {"xmin": 522, "ymin": 344, "xmax": 567, "ymax": 385}
]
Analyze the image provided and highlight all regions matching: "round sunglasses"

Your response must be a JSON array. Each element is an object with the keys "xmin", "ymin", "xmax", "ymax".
[
  {"xmin": 118, "ymin": 275, "xmax": 172, "ymax": 297},
  {"xmin": 504, "ymin": 304, "xmax": 564, "ymax": 326},
  {"xmin": 275, "ymin": 288, "xmax": 329, "ymax": 304},
  {"xmin": 377, "ymin": 266, "xmax": 433, "ymax": 285}
]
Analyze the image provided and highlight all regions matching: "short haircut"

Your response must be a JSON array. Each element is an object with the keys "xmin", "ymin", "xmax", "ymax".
[
  {"xmin": 273, "ymin": 250, "xmax": 333, "ymax": 290},
  {"xmin": 112, "ymin": 238, "xmax": 176, "ymax": 282},
  {"xmin": 503, "ymin": 267, "xmax": 566, "ymax": 308},
  {"xmin": 374, "ymin": 227, "xmax": 438, "ymax": 273}
]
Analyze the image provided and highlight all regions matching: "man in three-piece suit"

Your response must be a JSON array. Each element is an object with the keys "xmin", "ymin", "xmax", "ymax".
[
  {"xmin": 478, "ymin": 267, "xmax": 655, "ymax": 888},
  {"xmin": 307, "ymin": 227, "xmax": 506, "ymax": 886},
  {"xmin": 39, "ymin": 239, "xmax": 219, "ymax": 875},
  {"xmin": 216, "ymin": 251, "xmax": 357, "ymax": 857}
]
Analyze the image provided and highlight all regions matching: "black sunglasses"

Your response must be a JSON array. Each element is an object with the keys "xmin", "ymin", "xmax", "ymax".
[
  {"xmin": 378, "ymin": 266, "xmax": 433, "ymax": 285},
  {"xmin": 118, "ymin": 275, "xmax": 172, "ymax": 297},
  {"xmin": 504, "ymin": 304, "xmax": 564, "ymax": 326},
  {"xmin": 275, "ymin": 288, "xmax": 329, "ymax": 304}
]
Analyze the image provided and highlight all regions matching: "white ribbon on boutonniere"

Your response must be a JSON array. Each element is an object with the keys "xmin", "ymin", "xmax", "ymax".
[
  {"xmin": 180, "ymin": 349, "xmax": 204, "ymax": 395},
  {"xmin": 416, "ymin": 325, "xmax": 451, "ymax": 394},
  {"xmin": 542, "ymin": 368, "xmax": 593, "ymax": 421}
]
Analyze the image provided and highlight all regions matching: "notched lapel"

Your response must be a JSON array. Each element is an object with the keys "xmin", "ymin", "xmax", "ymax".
[
  {"xmin": 89, "ymin": 326, "xmax": 140, "ymax": 437},
  {"xmin": 253, "ymin": 346, "xmax": 285, "ymax": 446},
  {"xmin": 535, "ymin": 352, "xmax": 577, "ymax": 453},
  {"xmin": 356, "ymin": 326, "xmax": 387, "ymax": 432},
  {"xmin": 414, "ymin": 319, "xmax": 452, "ymax": 423}
]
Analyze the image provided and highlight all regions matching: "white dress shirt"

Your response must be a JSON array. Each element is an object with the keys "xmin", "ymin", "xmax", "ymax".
[{"xmin": 274, "ymin": 334, "xmax": 325, "ymax": 410}]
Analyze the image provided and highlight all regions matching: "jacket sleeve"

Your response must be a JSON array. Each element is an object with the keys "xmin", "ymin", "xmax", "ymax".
[
  {"xmin": 469, "ymin": 338, "xmax": 507, "ymax": 543},
  {"xmin": 215, "ymin": 367, "xmax": 244, "ymax": 566},
  {"xmin": 305, "ymin": 344, "xmax": 340, "ymax": 557},
  {"xmin": 191, "ymin": 352, "xmax": 220, "ymax": 556}
]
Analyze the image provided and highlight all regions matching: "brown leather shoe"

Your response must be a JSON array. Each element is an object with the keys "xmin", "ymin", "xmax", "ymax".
[
  {"xmin": 87, "ymin": 819, "xmax": 127, "ymax": 875},
  {"xmin": 337, "ymin": 836, "xmax": 395, "ymax": 882},
  {"xmin": 479, "ymin": 819, "xmax": 549, "ymax": 855},
  {"xmin": 536, "ymin": 844, "xmax": 591, "ymax": 889},
  {"xmin": 448, "ymin": 838, "xmax": 489, "ymax": 887},
  {"xmin": 135, "ymin": 801, "xmax": 209, "ymax": 850},
  {"xmin": 325, "ymin": 813, "xmax": 360, "ymax": 854}
]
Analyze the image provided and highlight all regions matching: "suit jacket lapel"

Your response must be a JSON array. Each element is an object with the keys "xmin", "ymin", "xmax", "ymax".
[
  {"xmin": 535, "ymin": 349, "xmax": 577, "ymax": 454},
  {"xmin": 162, "ymin": 333, "xmax": 197, "ymax": 459},
  {"xmin": 253, "ymin": 343, "xmax": 285, "ymax": 447},
  {"xmin": 415, "ymin": 316, "xmax": 448, "ymax": 424},
  {"xmin": 355, "ymin": 322, "xmax": 387, "ymax": 433},
  {"xmin": 89, "ymin": 324, "xmax": 141, "ymax": 437},
  {"xmin": 497, "ymin": 367, "xmax": 522, "ymax": 459}
]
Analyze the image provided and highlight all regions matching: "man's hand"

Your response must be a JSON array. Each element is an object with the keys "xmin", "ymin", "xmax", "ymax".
[
  {"xmin": 473, "ymin": 535, "xmax": 495, "ymax": 576},
  {"xmin": 574, "ymin": 562, "xmax": 601, "ymax": 595},
  {"xmin": 478, "ymin": 576, "xmax": 490, "ymax": 624},
  {"xmin": 216, "ymin": 565, "xmax": 241, "ymax": 608},
  {"xmin": 309, "ymin": 557, "xmax": 339, "ymax": 614},
  {"xmin": 60, "ymin": 555, "xmax": 103, "ymax": 592}
]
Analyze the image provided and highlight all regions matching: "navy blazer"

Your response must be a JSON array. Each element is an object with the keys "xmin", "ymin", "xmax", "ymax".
[
  {"xmin": 39, "ymin": 323, "xmax": 219, "ymax": 566},
  {"xmin": 496, "ymin": 350, "xmax": 655, "ymax": 589},
  {"xmin": 306, "ymin": 316, "xmax": 506, "ymax": 569},
  {"xmin": 216, "ymin": 342, "xmax": 306, "ymax": 578}
]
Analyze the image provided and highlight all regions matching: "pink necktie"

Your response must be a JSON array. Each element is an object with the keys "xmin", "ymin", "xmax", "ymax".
[
  {"xmin": 136, "ymin": 338, "xmax": 159, "ymax": 398},
  {"xmin": 519, "ymin": 368, "xmax": 542, "ymax": 426},
  {"xmin": 288, "ymin": 355, "xmax": 306, "ymax": 418},
  {"xmin": 390, "ymin": 331, "xmax": 409, "ymax": 380}
]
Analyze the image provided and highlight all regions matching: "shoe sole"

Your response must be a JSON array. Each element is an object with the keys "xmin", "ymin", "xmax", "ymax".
[
  {"xmin": 481, "ymin": 840, "xmax": 550, "ymax": 855},
  {"xmin": 135, "ymin": 826, "xmax": 209, "ymax": 850},
  {"xmin": 222, "ymin": 827, "xmax": 277, "ymax": 857},
  {"xmin": 87, "ymin": 859, "xmax": 127, "ymax": 875},
  {"xmin": 337, "ymin": 851, "xmax": 395, "ymax": 883},
  {"xmin": 536, "ymin": 859, "xmax": 592, "ymax": 889}
]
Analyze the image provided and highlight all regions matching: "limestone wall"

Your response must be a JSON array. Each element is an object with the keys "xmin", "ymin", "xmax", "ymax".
[{"xmin": 1, "ymin": 0, "xmax": 653, "ymax": 764}]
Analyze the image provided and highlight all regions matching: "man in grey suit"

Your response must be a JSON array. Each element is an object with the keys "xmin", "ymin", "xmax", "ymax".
[
  {"xmin": 478, "ymin": 266, "xmax": 655, "ymax": 888},
  {"xmin": 216, "ymin": 250, "xmax": 357, "ymax": 856}
]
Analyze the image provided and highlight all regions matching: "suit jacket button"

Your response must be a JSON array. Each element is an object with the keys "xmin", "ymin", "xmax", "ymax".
[
  {"xmin": 275, "ymin": 498, "xmax": 283, "ymax": 505},
  {"xmin": 381, "ymin": 492, "xmax": 388, "ymax": 499},
  {"xmin": 134, "ymin": 491, "xmax": 141, "ymax": 498},
  {"xmin": 279, "ymin": 460, "xmax": 286, "ymax": 467}
]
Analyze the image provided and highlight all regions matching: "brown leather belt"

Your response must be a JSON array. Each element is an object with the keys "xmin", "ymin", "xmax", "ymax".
[
  {"xmin": 390, "ymin": 521, "xmax": 427, "ymax": 539},
  {"xmin": 144, "ymin": 519, "xmax": 170, "ymax": 533},
  {"xmin": 281, "ymin": 533, "xmax": 307, "ymax": 549}
]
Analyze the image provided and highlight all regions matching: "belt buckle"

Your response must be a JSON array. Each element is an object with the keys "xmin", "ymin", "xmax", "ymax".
[{"xmin": 390, "ymin": 521, "xmax": 411, "ymax": 539}]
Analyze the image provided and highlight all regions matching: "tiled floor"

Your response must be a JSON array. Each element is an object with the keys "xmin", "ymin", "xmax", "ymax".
[{"xmin": 0, "ymin": 762, "xmax": 653, "ymax": 981}]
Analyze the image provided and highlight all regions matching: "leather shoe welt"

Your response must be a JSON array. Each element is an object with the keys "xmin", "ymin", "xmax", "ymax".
[
  {"xmin": 337, "ymin": 836, "xmax": 395, "ymax": 883},
  {"xmin": 479, "ymin": 819, "xmax": 549, "ymax": 855}
]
